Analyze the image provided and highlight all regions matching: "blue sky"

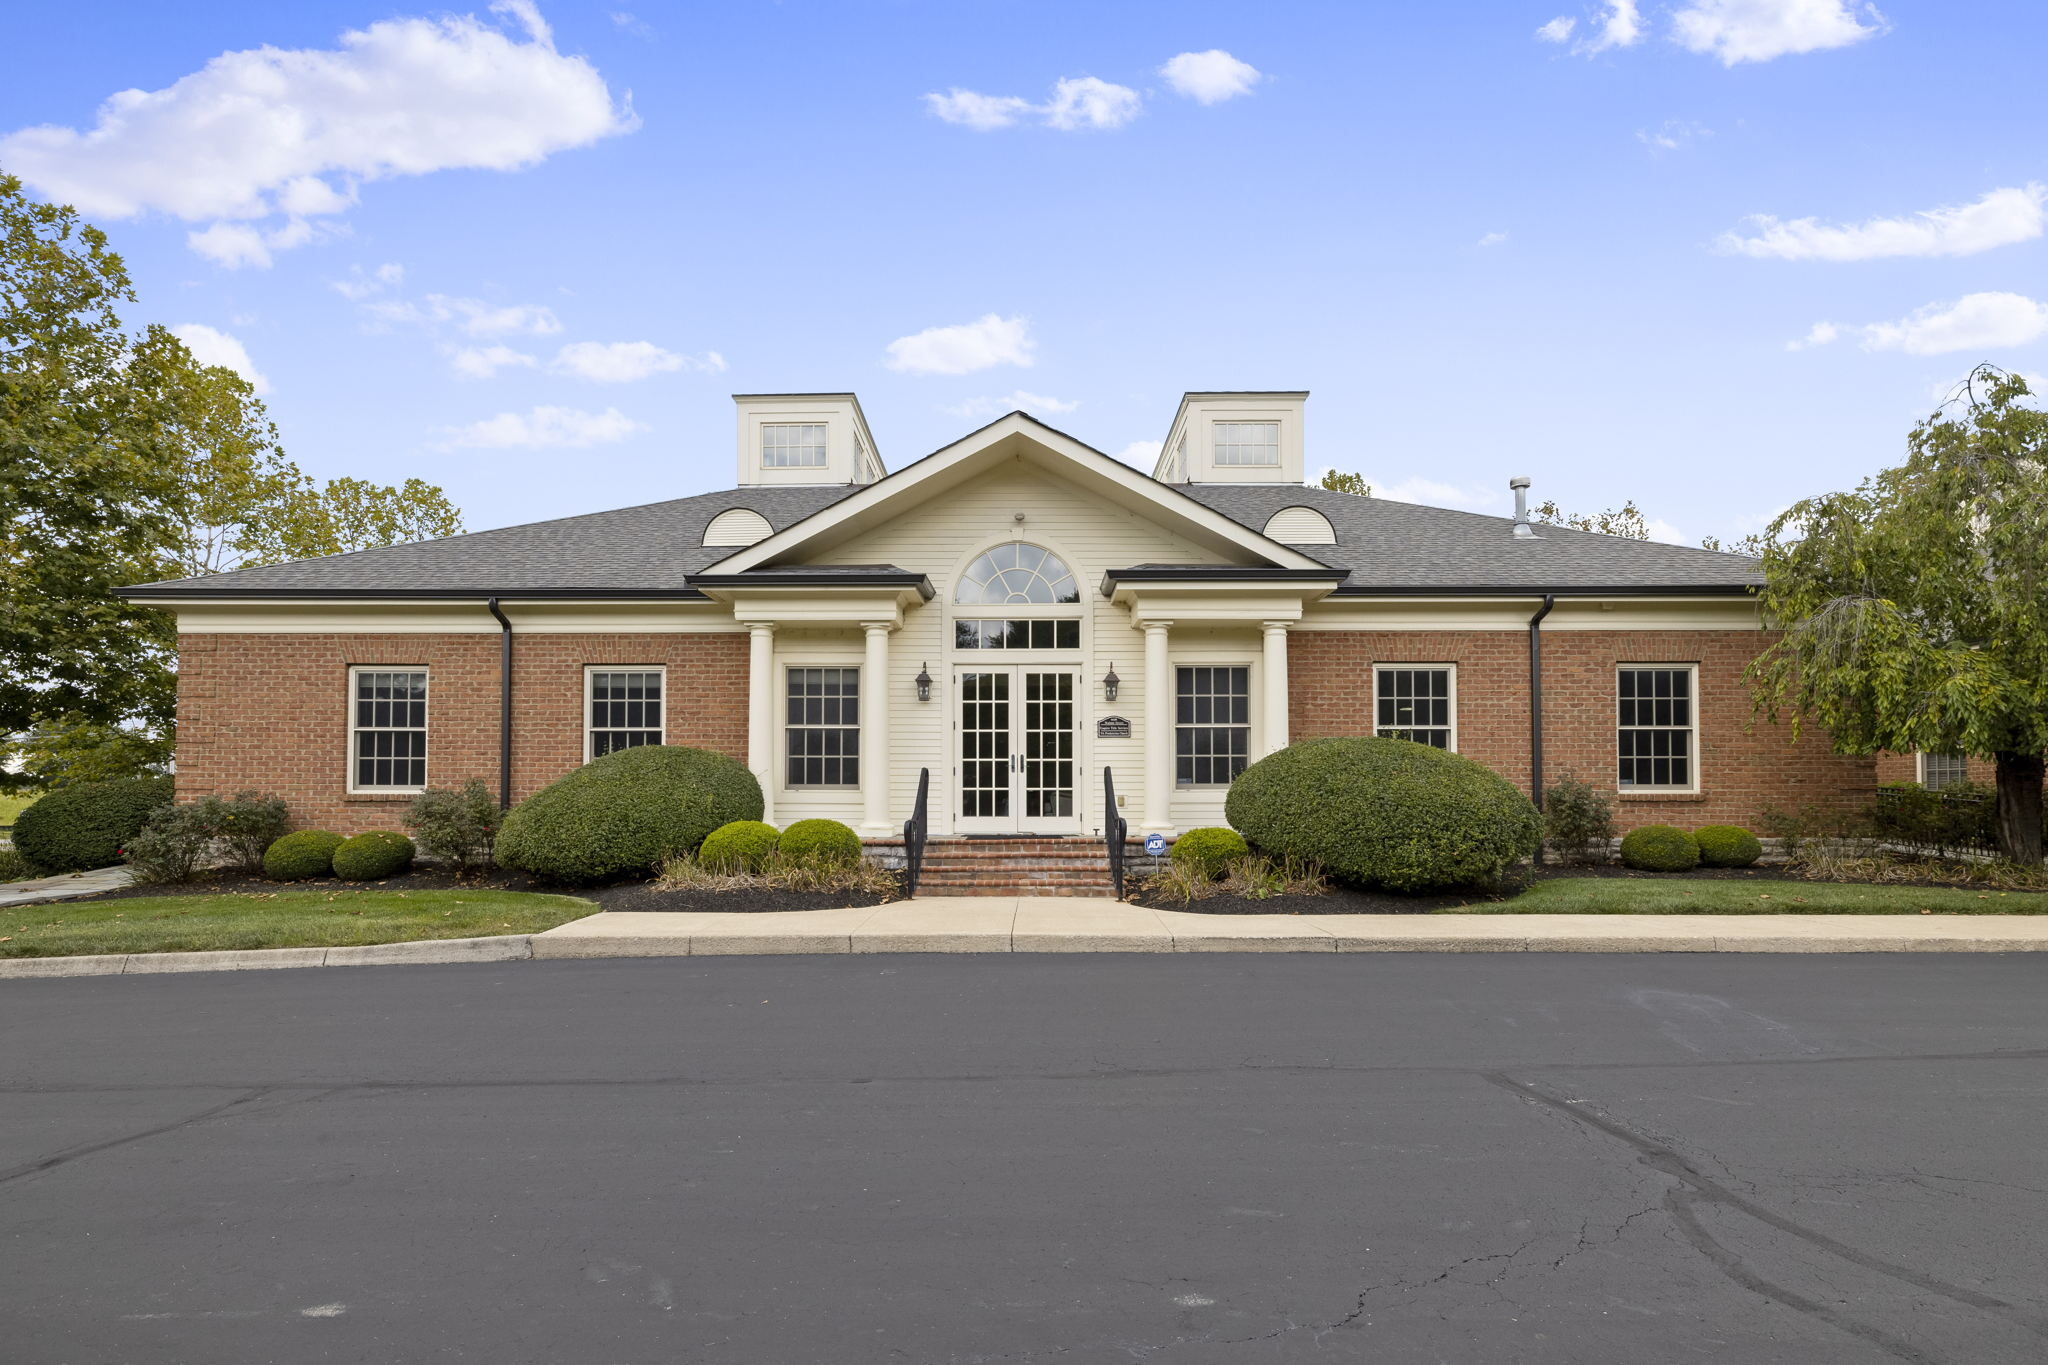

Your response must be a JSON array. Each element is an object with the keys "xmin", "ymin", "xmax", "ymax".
[{"xmin": 5, "ymin": 1, "xmax": 2044, "ymax": 546}]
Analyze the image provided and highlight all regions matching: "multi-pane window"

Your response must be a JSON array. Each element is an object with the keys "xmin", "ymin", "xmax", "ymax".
[
  {"xmin": 787, "ymin": 667, "xmax": 859, "ymax": 787},
  {"xmin": 762, "ymin": 422, "xmax": 827, "ymax": 468},
  {"xmin": 587, "ymin": 668, "xmax": 664, "ymax": 759},
  {"xmin": 351, "ymin": 668, "xmax": 427, "ymax": 791},
  {"xmin": 955, "ymin": 544, "xmax": 1080, "ymax": 604},
  {"xmin": 1375, "ymin": 666, "xmax": 1455, "ymax": 749},
  {"xmin": 1618, "ymin": 666, "xmax": 1696, "ymax": 790},
  {"xmin": 1919, "ymin": 753, "xmax": 1970, "ymax": 790},
  {"xmin": 953, "ymin": 618, "xmax": 1082, "ymax": 650},
  {"xmin": 1176, "ymin": 666, "xmax": 1251, "ymax": 786},
  {"xmin": 1213, "ymin": 421, "xmax": 1279, "ymax": 466}
]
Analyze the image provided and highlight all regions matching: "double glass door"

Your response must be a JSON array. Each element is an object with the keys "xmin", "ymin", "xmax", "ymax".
[{"xmin": 956, "ymin": 668, "xmax": 1079, "ymax": 833}]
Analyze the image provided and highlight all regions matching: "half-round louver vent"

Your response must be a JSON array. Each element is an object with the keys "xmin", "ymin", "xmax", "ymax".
[
  {"xmin": 1262, "ymin": 506, "xmax": 1336, "ymax": 544},
  {"xmin": 703, "ymin": 507, "xmax": 773, "ymax": 547}
]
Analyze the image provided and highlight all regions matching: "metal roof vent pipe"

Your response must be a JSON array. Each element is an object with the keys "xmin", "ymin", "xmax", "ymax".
[{"xmin": 1510, "ymin": 476, "xmax": 1540, "ymax": 538}]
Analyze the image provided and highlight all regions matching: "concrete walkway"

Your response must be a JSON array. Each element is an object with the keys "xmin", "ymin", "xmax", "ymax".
[
  {"xmin": 530, "ymin": 897, "xmax": 2048, "ymax": 956},
  {"xmin": 0, "ymin": 865, "xmax": 135, "ymax": 909}
]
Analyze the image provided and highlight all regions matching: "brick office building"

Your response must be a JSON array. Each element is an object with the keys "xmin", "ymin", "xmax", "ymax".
[{"xmin": 122, "ymin": 392, "xmax": 1876, "ymax": 842}]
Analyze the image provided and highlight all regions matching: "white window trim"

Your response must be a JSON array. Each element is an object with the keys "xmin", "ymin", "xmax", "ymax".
[
  {"xmin": 583, "ymin": 665, "xmax": 667, "ymax": 764},
  {"xmin": 1616, "ymin": 663, "xmax": 1700, "ymax": 795},
  {"xmin": 1211, "ymin": 419, "xmax": 1280, "ymax": 467},
  {"xmin": 761, "ymin": 421, "xmax": 829, "ymax": 469},
  {"xmin": 1917, "ymin": 751, "xmax": 1970, "ymax": 790},
  {"xmin": 783, "ymin": 661, "xmax": 862, "ymax": 792},
  {"xmin": 346, "ymin": 665, "xmax": 429, "ymax": 795},
  {"xmin": 1173, "ymin": 660, "xmax": 1255, "ymax": 789},
  {"xmin": 1373, "ymin": 663, "xmax": 1458, "ymax": 752}
]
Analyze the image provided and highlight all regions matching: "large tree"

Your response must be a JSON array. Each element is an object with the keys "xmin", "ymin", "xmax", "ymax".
[
  {"xmin": 1748, "ymin": 367, "xmax": 2048, "ymax": 864},
  {"xmin": 1, "ymin": 172, "xmax": 462, "ymax": 787}
]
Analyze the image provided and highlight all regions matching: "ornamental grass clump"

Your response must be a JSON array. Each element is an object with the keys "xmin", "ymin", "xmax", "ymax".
[
  {"xmin": 1619, "ymin": 824, "xmax": 1701, "ymax": 873},
  {"xmin": 1225, "ymin": 737, "xmax": 1540, "ymax": 894},
  {"xmin": 332, "ymin": 831, "xmax": 416, "ymax": 881},
  {"xmin": 263, "ymin": 830, "xmax": 346, "ymax": 881},
  {"xmin": 1694, "ymin": 825, "xmax": 1763, "ymax": 868},
  {"xmin": 494, "ymin": 745, "xmax": 761, "ymax": 884}
]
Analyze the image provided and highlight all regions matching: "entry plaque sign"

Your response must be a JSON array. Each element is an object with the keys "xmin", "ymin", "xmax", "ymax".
[{"xmin": 1096, "ymin": 715, "xmax": 1131, "ymax": 739}]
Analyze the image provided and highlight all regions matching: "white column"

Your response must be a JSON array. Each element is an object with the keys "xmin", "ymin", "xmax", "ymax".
[
  {"xmin": 1261, "ymin": 621, "xmax": 1291, "ymax": 757},
  {"xmin": 860, "ymin": 621, "xmax": 893, "ymax": 836},
  {"xmin": 1142, "ymin": 619, "xmax": 1174, "ymax": 832},
  {"xmin": 747, "ymin": 622, "xmax": 776, "ymax": 825}
]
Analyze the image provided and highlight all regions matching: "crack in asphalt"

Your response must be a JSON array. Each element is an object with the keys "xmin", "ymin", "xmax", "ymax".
[
  {"xmin": 1488, "ymin": 1071, "xmax": 2048, "ymax": 1357},
  {"xmin": 0, "ymin": 1087, "xmax": 336, "ymax": 1190}
]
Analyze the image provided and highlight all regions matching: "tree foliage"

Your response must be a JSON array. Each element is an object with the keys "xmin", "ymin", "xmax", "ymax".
[
  {"xmin": 1747, "ymin": 366, "xmax": 2048, "ymax": 863},
  {"xmin": 1, "ymin": 172, "xmax": 463, "ymax": 787},
  {"xmin": 1532, "ymin": 498, "xmax": 1650, "ymax": 540},
  {"xmin": 1318, "ymin": 469, "xmax": 1372, "ymax": 496}
]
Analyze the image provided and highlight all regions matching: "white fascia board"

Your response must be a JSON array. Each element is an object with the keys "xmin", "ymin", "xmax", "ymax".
[{"xmin": 712, "ymin": 412, "xmax": 1329, "ymax": 574}]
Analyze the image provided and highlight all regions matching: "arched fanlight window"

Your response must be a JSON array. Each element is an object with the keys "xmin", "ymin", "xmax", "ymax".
[{"xmin": 956, "ymin": 543, "xmax": 1080, "ymax": 605}]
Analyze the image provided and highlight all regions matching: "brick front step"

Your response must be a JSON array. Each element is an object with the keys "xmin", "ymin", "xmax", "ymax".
[{"xmin": 911, "ymin": 837, "xmax": 1121, "ymax": 896}]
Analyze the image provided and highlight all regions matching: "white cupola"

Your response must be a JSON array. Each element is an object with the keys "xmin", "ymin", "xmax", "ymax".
[{"xmin": 733, "ymin": 393, "xmax": 884, "ymax": 487}]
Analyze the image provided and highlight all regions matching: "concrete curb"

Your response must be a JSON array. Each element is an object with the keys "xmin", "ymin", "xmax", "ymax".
[{"xmin": 0, "ymin": 934, "xmax": 532, "ymax": 980}]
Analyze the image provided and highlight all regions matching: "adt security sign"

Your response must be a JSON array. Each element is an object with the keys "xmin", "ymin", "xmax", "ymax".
[{"xmin": 1143, "ymin": 833, "xmax": 1167, "ymax": 858}]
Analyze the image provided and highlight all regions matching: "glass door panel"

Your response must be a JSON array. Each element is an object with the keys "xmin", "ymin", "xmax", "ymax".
[
  {"xmin": 1021, "ymin": 670, "xmax": 1075, "ymax": 821},
  {"xmin": 958, "ymin": 671, "xmax": 1011, "ymax": 823}
]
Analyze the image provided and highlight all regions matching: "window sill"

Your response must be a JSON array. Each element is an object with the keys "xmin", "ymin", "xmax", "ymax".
[
  {"xmin": 1617, "ymin": 791, "xmax": 1707, "ymax": 802},
  {"xmin": 345, "ymin": 791, "xmax": 422, "ymax": 802}
]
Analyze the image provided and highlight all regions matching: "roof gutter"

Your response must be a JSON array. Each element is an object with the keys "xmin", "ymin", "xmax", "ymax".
[{"xmin": 486, "ymin": 597, "xmax": 514, "ymax": 811}]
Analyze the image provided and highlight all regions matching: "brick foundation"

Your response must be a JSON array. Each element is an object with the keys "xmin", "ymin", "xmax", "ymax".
[
  {"xmin": 1288, "ymin": 629, "xmax": 1875, "ymax": 832},
  {"xmin": 175, "ymin": 632, "xmax": 747, "ymax": 834}
]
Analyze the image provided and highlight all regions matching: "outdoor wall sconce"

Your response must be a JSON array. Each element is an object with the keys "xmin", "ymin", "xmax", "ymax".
[
  {"xmin": 915, "ymin": 663, "xmax": 933, "ymax": 702},
  {"xmin": 1102, "ymin": 663, "xmax": 1120, "ymax": 702}
]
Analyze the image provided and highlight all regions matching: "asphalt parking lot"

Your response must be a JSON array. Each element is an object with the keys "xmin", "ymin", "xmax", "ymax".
[{"xmin": 3, "ymin": 952, "xmax": 2045, "ymax": 1363}]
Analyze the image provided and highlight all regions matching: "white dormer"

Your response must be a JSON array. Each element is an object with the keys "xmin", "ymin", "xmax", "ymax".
[
  {"xmin": 733, "ymin": 393, "xmax": 884, "ymax": 487},
  {"xmin": 1153, "ymin": 391, "xmax": 1307, "ymax": 485}
]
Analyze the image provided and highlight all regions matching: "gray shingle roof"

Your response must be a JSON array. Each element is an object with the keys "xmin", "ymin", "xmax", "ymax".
[
  {"xmin": 121, "ymin": 474, "xmax": 1760, "ymax": 600},
  {"xmin": 1175, "ymin": 485, "xmax": 1762, "ymax": 593},
  {"xmin": 121, "ymin": 486, "xmax": 860, "ymax": 598}
]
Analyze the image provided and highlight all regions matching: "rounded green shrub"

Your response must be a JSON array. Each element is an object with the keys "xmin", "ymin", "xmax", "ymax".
[
  {"xmin": 1694, "ymin": 825, "xmax": 1763, "ymax": 869},
  {"xmin": 11, "ymin": 776, "xmax": 174, "ymax": 873},
  {"xmin": 1619, "ymin": 824, "xmax": 1701, "ymax": 872},
  {"xmin": 1224, "ymin": 738, "xmax": 1541, "ymax": 893},
  {"xmin": 1170, "ymin": 827, "xmax": 1249, "ymax": 876},
  {"xmin": 494, "ymin": 744, "xmax": 762, "ymax": 884},
  {"xmin": 332, "ymin": 830, "xmax": 416, "ymax": 881},
  {"xmin": 263, "ymin": 830, "xmax": 346, "ymax": 881},
  {"xmin": 779, "ymin": 818, "xmax": 862, "ymax": 868},
  {"xmin": 700, "ymin": 820, "xmax": 781, "ymax": 872}
]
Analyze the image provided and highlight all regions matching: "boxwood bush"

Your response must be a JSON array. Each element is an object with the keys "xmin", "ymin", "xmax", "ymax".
[
  {"xmin": 332, "ymin": 830, "xmax": 416, "ymax": 881},
  {"xmin": 1619, "ymin": 824, "xmax": 1700, "ymax": 872},
  {"xmin": 700, "ymin": 820, "xmax": 781, "ymax": 872},
  {"xmin": 1224, "ymin": 738, "xmax": 1541, "ymax": 893},
  {"xmin": 494, "ymin": 744, "xmax": 762, "ymax": 884},
  {"xmin": 10, "ymin": 776, "xmax": 173, "ymax": 873},
  {"xmin": 263, "ymin": 830, "xmax": 346, "ymax": 881},
  {"xmin": 1170, "ymin": 827, "xmax": 1248, "ymax": 876},
  {"xmin": 1694, "ymin": 825, "xmax": 1763, "ymax": 868},
  {"xmin": 779, "ymin": 818, "xmax": 862, "ymax": 868}
]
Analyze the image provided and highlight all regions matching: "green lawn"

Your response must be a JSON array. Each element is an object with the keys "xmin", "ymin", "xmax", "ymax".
[
  {"xmin": 0, "ymin": 888, "xmax": 597, "ymax": 958},
  {"xmin": 1443, "ymin": 877, "xmax": 2048, "ymax": 915},
  {"xmin": 0, "ymin": 791, "xmax": 34, "ymax": 826}
]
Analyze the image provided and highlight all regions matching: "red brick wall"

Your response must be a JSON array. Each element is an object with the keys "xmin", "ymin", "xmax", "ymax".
[
  {"xmin": 175, "ymin": 632, "xmax": 747, "ymax": 834},
  {"xmin": 1289, "ymin": 629, "xmax": 1875, "ymax": 832},
  {"xmin": 1873, "ymin": 752, "xmax": 1997, "ymax": 787}
]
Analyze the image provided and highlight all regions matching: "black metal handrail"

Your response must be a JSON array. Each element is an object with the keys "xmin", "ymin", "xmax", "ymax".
[
  {"xmin": 902, "ymin": 768, "xmax": 931, "ymax": 897},
  {"xmin": 1104, "ymin": 766, "xmax": 1128, "ymax": 900}
]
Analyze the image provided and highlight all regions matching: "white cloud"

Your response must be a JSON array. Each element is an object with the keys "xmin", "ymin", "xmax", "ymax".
[
  {"xmin": 0, "ymin": 1, "xmax": 635, "ymax": 265},
  {"xmin": 1786, "ymin": 321, "xmax": 1842, "ymax": 351},
  {"xmin": 1858, "ymin": 293, "xmax": 2048, "ymax": 356},
  {"xmin": 1642, "ymin": 518, "xmax": 1690, "ymax": 546},
  {"xmin": 332, "ymin": 262, "xmax": 405, "ymax": 300},
  {"xmin": 1159, "ymin": 51, "xmax": 1262, "ymax": 104},
  {"xmin": 448, "ymin": 344, "xmax": 536, "ymax": 379},
  {"xmin": 551, "ymin": 340, "xmax": 725, "ymax": 382},
  {"xmin": 945, "ymin": 390, "xmax": 1080, "ymax": 420},
  {"xmin": 1477, "ymin": 231, "xmax": 1509, "ymax": 247},
  {"xmin": 1672, "ymin": 0, "xmax": 1886, "ymax": 64},
  {"xmin": 1574, "ymin": 2, "xmax": 1643, "ymax": 54},
  {"xmin": 1535, "ymin": 17, "xmax": 1577, "ymax": 43},
  {"xmin": 1357, "ymin": 474, "xmax": 1504, "ymax": 513},
  {"xmin": 364, "ymin": 293, "xmax": 561, "ymax": 337},
  {"xmin": 1115, "ymin": 440, "xmax": 1164, "ymax": 468},
  {"xmin": 439, "ymin": 404, "xmax": 645, "ymax": 449},
  {"xmin": 1718, "ymin": 185, "xmax": 2046, "ymax": 261},
  {"xmin": 885, "ymin": 314, "xmax": 1035, "ymax": 375},
  {"xmin": 1638, "ymin": 120, "xmax": 1710, "ymax": 152},
  {"xmin": 170, "ymin": 323, "xmax": 270, "ymax": 394},
  {"xmin": 924, "ymin": 76, "xmax": 1141, "ymax": 132}
]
